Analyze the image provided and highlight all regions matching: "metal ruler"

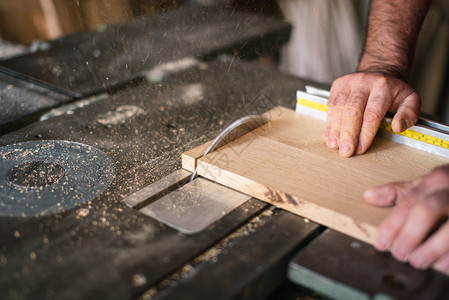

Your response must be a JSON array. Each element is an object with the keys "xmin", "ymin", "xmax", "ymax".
[{"xmin": 296, "ymin": 86, "xmax": 449, "ymax": 159}]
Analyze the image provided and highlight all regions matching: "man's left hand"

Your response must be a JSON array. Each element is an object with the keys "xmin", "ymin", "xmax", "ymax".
[{"xmin": 364, "ymin": 165, "xmax": 449, "ymax": 272}]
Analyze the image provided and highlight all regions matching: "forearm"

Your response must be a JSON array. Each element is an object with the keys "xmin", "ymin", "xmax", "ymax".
[
  {"xmin": 325, "ymin": 0, "xmax": 429, "ymax": 157},
  {"xmin": 358, "ymin": 0, "xmax": 432, "ymax": 80}
]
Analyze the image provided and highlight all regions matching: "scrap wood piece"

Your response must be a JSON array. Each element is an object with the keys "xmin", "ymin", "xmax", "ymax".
[{"xmin": 182, "ymin": 106, "xmax": 449, "ymax": 246}]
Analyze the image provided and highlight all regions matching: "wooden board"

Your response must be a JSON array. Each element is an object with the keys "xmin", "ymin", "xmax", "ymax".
[{"xmin": 182, "ymin": 106, "xmax": 449, "ymax": 245}]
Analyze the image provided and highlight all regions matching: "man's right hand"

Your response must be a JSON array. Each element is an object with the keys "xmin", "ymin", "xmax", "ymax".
[{"xmin": 324, "ymin": 72, "xmax": 421, "ymax": 157}]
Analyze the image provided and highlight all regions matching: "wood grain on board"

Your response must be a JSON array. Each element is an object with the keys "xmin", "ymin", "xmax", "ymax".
[{"xmin": 182, "ymin": 106, "xmax": 449, "ymax": 245}]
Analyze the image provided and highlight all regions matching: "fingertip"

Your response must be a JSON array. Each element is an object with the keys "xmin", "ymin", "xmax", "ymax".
[
  {"xmin": 392, "ymin": 118, "xmax": 407, "ymax": 133},
  {"xmin": 435, "ymin": 256, "xmax": 449, "ymax": 273},
  {"xmin": 355, "ymin": 136, "xmax": 372, "ymax": 155},
  {"xmin": 399, "ymin": 119, "xmax": 407, "ymax": 132},
  {"xmin": 409, "ymin": 254, "xmax": 430, "ymax": 270},
  {"xmin": 392, "ymin": 98, "xmax": 420, "ymax": 133},
  {"xmin": 392, "ymin": 245, "xmax": 409, "ymax": 262},
  {"xmin": 363, "ymin": 188, "xmax": 377, "ymax": 204},
  {"xmin": 363, "ymin": 185, "xmax": 397, "ymax": 206},
  {"xmin": 374, "ymin": 235, "xmax": 391, "ymax": 252},
  {"xmin": 356, "ymin": 125, "xmax": 378, "ymax": 155},
  {"xmin": 339, "ymin": 143, "xmax": 354, "ymax": 157},
  {"xmin": 326, "ymin": 137, "xmax": 338, "ymax": 149},
  {"xmin": 374, "ymin": 218, "xmax": 399, "ymax": 254}
]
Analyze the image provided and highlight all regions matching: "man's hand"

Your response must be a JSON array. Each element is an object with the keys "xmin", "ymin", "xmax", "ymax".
[
  {"xmin": 364, "ymin": 165, "xmax": 449, "ymax": 272},
  {"xmin": 324, "ymin": 72, "xmax": 421, "ymax": 157},
  {"xmin": 324, "ymin": 0, "xmax": 432, "ymax": 157}
]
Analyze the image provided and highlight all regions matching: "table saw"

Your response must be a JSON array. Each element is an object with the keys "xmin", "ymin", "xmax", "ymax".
[{"xmin": 1, "ymin": 5, "xmax": 448, "ymax": 300}]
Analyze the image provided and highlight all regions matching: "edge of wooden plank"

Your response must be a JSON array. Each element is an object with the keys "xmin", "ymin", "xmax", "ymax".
[
  {"xmin": 196, "ymin": 159, "xmax": 376, "ymax": 245},
  {"xmin": 181, "ymin": 141, "xmax": 212, "ymax": 172}
]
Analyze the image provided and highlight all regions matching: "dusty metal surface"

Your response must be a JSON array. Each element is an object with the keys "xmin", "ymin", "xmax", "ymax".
[
  {"xmin": 0, "ymin": 59, "xmax": 306, "ymax": 193},
  {"xmin": 140, "ymin": 177, "xmax": 251, "ymax": 234},
  {"xmin": 288, "ymin": 229, "xmax": 449, "ymax": 300},
  {"xmin": 0, "ymin": 140, "xmax": 114, "ymax": 217},
  {"xmin": 0, "ymin": 60, "xmax": 311, "ymax": 299},
  {"xmin": 140, "ymin": 208, "xmax": 322, "ymax": 300},
  {"xmin": 125, "ymin": 169, "xmax": 192, "ymax": 209},
  {"xmin": 0, "ymin": 72, "xmax": 70, "ymax": 135},
  {"xmin": 0, "ymin": 6, "xmax": 291, "ymax": 97},
  {"xmin": 0, "ymin": 5, "xmax": 290, "ymax": 136}
]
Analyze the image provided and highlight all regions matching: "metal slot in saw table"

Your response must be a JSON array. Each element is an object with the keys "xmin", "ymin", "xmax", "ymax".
[
  {"xmin": 0, "ymin": 72, "xmax": 71, "ymax": 136},
  {"xmin": 125, "ymin": 169, "xmax": 252, "ymax": 234}
]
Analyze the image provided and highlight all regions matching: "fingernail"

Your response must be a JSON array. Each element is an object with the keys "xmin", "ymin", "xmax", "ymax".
[
  {"xmin": 327, "ymin": 137, "xmax": 338, "ymax": 149},
  {"xmin": 363, "ymin": 188, "xmax": 374, "ymax": 200},
  {"xmin": 410, "ymin": 255, "xmax": 429, "ymax": 270},
  {"xmin": 364, "ymin": 185, "xmax": 393, "ymax": 202},
  {"xmin": 339, "ymin": 144, "xmax": 351, "ymax": 156},
  {"xmin": 399, "ymin": 119, "xmax": 407, "ymax": 132},
  {"xmin": 375, "ymin": 236, "xmax": 390, "ymax": 251},
  {"xmin": 393, "ymin": 247, "xmax": 408, "ymax": 262}
]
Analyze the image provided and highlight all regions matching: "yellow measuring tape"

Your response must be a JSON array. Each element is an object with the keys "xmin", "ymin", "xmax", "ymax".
[
  {"xmin": 297, "ymin": 97, "xmax": 449, "ymax": 151},
  {"xmin": 297, "ymin": 97, "xmax": 328, "ymax": 113}
]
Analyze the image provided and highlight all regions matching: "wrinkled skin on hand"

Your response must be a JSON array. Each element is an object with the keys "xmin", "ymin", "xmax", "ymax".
[
  {"xmin": 364, "ymin": 165, "xmax": 449, "ymax": 272},
  {"xmin": 324, "ymin": 72, "xmax": 421, "ymax": 157}
]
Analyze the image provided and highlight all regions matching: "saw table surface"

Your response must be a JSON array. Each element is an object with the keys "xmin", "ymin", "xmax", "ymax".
[
  {"xmin": 289, "ymin": 229, "xmax": 449, "ymax": 299},
  {"xmin": 0, "ymin": 5, "xmax": 290, "ymax": 136},
  {"xmin": 0, "ymin": 59, "xmax": 323, "ymax": 299},
  {"xmin": 0, "ymin": 6, "xmax": 290, "ymax": 98},
  {"xmin": 0, "ymin": 72, "xmax": 70, "ymax": 135}
]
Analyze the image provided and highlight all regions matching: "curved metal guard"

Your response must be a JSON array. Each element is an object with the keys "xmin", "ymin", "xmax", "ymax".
[{"xmin": 190, "ymin": 114, "xmax": 268, "ymax": 181}]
